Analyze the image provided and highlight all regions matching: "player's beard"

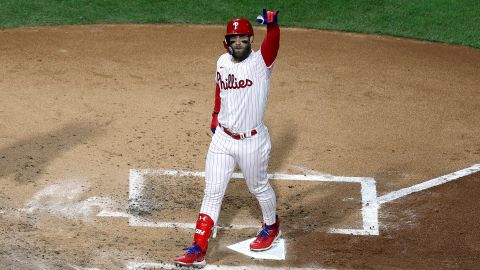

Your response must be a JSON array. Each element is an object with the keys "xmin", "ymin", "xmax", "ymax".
[{"xmin": 232, "ymin": 43, "xmax": 252, "ymax": 62}]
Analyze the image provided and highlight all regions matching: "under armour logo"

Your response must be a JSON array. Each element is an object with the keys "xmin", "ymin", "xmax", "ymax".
[
  {"xmin": 199, "ymin": 216, "xmax": 207, "ymax": 221},
  {"xmin": 233, "ymin": 22, "xmax": 239, "ymax": 30}
]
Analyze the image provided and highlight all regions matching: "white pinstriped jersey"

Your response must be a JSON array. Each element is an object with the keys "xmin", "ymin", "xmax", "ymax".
[{"xmin": 216, "ymin": 49, "xmax": 273, "ymax": 133}]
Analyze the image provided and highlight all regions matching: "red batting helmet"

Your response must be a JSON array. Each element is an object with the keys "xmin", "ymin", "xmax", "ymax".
[
  {"xmin": 224, "ymin": 18, "xmax": 253, "ymax": 55},
  {"xmin": 225, "ymin": 18, "xmax": 254, "ymax": 36}
]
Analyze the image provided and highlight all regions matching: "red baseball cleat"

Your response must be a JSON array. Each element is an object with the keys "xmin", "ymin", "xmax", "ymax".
[
  {"xmin": 250, "ymin": 215, "xmax": 281, "ymax": 251},
  {"xmin": 174, "ymin": 243, "xmax": 206, "ymax": 268}
]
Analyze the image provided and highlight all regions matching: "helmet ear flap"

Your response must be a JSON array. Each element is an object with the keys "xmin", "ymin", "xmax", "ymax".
[{"xmin": 223, "ymin": 37, "xmax": 233, "ymax": 55}]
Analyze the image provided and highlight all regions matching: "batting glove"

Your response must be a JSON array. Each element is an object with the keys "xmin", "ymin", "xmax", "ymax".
[{"xmin": 256, "ymin": 8, "xmax": 279, "ymax": 25}]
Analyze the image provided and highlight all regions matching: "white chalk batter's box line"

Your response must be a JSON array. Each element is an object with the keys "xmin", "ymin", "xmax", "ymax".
[
  {"xmin": 97, "ymin": 165, "xmax": 480, "ymax": 269},
  {"xmin": 97, "ymin": 164, "xmax": 480, "ymax": 237},
  {"xmin": 125, "ymin": 168, "xmax": 380, "ymax": 236}
]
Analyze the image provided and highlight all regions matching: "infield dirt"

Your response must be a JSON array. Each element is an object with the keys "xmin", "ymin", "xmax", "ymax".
[{"xmin": 1, "ymin": 24, "xmax": 479, "ymax": 269}]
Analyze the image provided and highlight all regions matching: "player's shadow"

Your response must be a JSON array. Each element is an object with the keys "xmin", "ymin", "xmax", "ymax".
[
  {"xmin": 209, "ymin": 120, "xmax": 368, "ymax": 261},
  {"xmin": 210, "ymin": 183, "xmax": 356, "ymax": 264},
  {"xmin": 0, "ymin": 121, "xmax": 102, "ymax": 183},
  {"xmin": 268, "ymin": 119, "xmax": 298, "ymax": 173}
]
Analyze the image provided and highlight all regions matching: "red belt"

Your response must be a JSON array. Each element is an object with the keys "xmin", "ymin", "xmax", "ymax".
[{"xmin": 219, "ymin": 124, "xmax": 257, "ymax": 140}]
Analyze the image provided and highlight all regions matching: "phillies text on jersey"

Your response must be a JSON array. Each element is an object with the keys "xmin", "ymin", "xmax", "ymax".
[{"xmin": 215, "ymin": 50, "xmax": 273, "ymax": 133}]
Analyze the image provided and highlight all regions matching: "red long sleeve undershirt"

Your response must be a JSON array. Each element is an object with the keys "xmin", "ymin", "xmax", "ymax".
[
  {"xmin": 261, "ymin": 23, "xmax": 280, "ymax": 67},
  {"xmin": 213, "ymin": 83, "xmax": 221, "ymax": 113}
]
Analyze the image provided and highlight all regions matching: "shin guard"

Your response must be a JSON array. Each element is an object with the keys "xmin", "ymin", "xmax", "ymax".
[{"xmin": 194, "ymin": 213, "xmax": 214, "ymax": 252}]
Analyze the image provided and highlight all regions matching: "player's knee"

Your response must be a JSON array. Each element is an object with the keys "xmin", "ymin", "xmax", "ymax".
[
  {"xmin": 248, "ymin": 182, "xmax": 271, "ymax": 196},
  {"xmin": 203, "ymin": 190, "xmax": 224, "ymax": 201}
]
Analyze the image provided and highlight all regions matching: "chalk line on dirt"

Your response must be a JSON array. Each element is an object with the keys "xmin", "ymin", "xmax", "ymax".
[
  {"xmin": 17, "ymin": 180, "xmax": 118, "ymax": 220},
  {"xmin": 378, "ymin": 164, "xmax": 480, "ymax": 204},
  {"xmin": 120, "ymin": 169, "xmax": 379, "ymax": 236}
]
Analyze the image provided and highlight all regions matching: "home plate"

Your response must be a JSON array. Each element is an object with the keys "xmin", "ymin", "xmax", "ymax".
[{"xmin": 227, "ymin": 238, "xmax": 285, "ymax": 260}]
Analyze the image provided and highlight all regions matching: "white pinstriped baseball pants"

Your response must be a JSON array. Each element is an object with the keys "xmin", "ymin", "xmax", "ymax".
[{"xmin": 200, "ymin": 124, "xmax": 277, "ymax": 226}]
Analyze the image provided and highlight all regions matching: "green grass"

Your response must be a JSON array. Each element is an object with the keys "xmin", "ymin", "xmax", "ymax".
[{"xmin": 0, "ymin": 0, "xmax": 479, "ymax": 48}]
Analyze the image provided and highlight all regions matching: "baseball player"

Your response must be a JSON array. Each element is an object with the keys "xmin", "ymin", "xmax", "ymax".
[{"xmin": 174, "ymin": 8, "xmax": 281, "ymax": 268}]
